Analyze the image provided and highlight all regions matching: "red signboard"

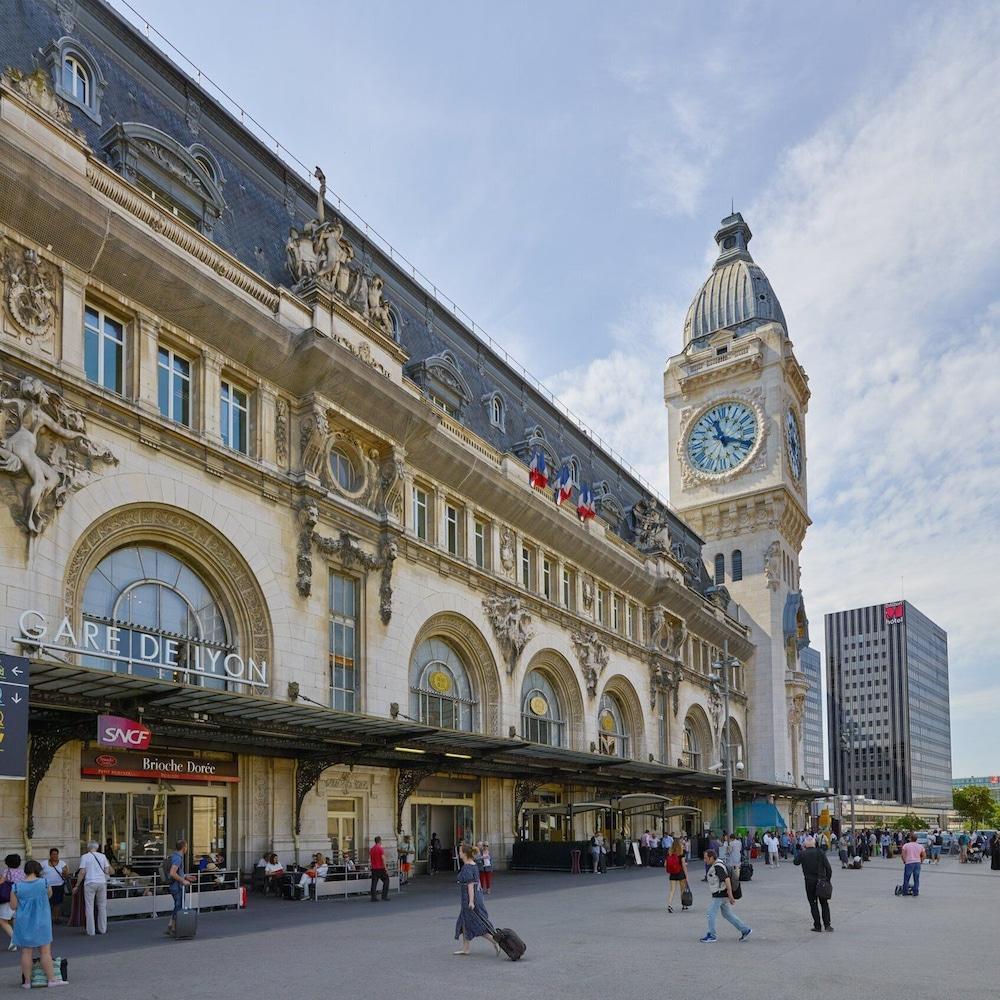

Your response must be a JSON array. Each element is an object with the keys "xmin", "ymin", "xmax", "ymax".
[
  {"xmin": 884, "ymin": 603, "xmax": 904, "ymax": 623},
  {"xmin": 991, "ymin": 776, "xmax": 999, "ymax": 785},
  {"xmin": 97, "ymin": 715, "xmax": 152, "ymax": 750},
  {"xmin": 81, "ymin": 749, "xmax": 238, "ymax": 783}
]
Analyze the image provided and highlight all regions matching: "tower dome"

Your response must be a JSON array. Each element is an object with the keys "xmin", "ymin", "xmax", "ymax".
[{"xmin": 682, "ymin": 213, "xmax": 786, "ymax": 346}]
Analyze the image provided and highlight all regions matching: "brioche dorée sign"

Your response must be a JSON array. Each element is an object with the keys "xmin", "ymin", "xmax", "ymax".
[
  {"xmin": 81, "ymin": 748, "xmax": 239, "ymax": 783},
  {"xmin": 97, "ymin": 715, "xmax": 152, "ymax": 750}
]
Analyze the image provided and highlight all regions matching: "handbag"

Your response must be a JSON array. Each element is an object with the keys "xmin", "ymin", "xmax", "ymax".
[
  {"xmin": 0, "ymin": 878, "xmax": 11, "ymax": 905},
  {"xmin": 816, "ymin": 877, "xmax": 833, "ymax": 900}
]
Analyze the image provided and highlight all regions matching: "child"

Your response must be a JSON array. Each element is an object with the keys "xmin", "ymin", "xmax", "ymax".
[
  {"xmin": 10, "ymin": 859, "xmax": 67, "ymax": 987},
  {"xmin": 480, "ymin": 843, "xmax": 493, "ymax": 893}
]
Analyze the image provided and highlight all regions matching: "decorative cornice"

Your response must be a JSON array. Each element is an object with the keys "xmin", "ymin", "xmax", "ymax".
[
  {"xmin": 677, "ymin": 338, "xmax": 765, "ymax": 393},
  {"xmin": 85, "ymin": 163, "xmax": 280, "ymax": 311}
]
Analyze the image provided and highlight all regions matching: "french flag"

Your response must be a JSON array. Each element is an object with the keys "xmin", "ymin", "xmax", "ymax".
[
  {"xmin": 553, "ymin": 464, "xmax": 572, "ymax": 506},
  {"xmin": 577, "ymin": 483, "xmax": 596, "ymax": 522},
  {"xmin": 529, "ymin": 448, "xmax": 549, "ymax": 490}
]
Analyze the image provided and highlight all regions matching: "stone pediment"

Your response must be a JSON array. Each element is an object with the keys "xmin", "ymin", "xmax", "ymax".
[{"xmin": 404, "ymin": 350, "xmax": 472, "ymax": 413}]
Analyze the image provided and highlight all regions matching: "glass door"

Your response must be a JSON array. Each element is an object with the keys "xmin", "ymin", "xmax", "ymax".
[
  {"xmin": 191, "ymin": 796, "xmax": 226, "ymax": 860},
  {"xmin": 165, "ymin": 795, "xmax": 190, "ymax": 853},
  {"xmin": 327, "ymin": 798, "xmax": 357, "ymax": 862}
]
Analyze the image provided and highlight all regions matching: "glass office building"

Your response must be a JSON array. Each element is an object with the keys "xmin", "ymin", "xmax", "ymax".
[
  {"xmin": 826, "ymin": 601, "xmax": 951, "ymax": 805},
  {"xmin": 800, "ymin": 645, "xmax": 825, "ymax": 789}
]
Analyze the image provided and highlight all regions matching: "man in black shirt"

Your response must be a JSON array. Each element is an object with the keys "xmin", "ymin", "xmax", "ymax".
[{"xmin": 794, "ymin": 835, "xmax": 833, "ymax": 932}]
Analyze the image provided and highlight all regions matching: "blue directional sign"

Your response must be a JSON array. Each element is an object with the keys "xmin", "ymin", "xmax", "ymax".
[{"xmin": 0, "ymin": 653, "xmax": 29, "ymax": 781}]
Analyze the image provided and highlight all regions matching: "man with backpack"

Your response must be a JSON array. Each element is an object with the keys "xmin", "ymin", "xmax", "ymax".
[
  {"xmin": 164, "ymin": 840, "xmax": 195, "ymax": 937},
  {"xmin": 699, "ymin": 848, "xmax": 751, "ymax": 943}
]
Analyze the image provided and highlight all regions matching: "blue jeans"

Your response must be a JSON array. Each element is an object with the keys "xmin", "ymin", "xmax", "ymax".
[
  {"xmin": 170, "ymin": 881, "xmax": 184, "ymax": 914},
  {"xmin": 930, "ymin": 846, "xmax": 941, "ymax": 860},
  {"xmin": 707, "ymin": 896, "xmax": 749, "ymax": 937},
  {"xmin": 903, "ymin": 862, "xmax": 921, "ymax": 895}
]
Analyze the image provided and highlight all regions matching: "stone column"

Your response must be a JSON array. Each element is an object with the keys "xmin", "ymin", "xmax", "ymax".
[
  {"xmin": 201, "ymin": 348, "xmax": 224, "ymax": 443},
  {"xmin": 258, "ymin": 382, "xmax": 278, "ymax": 468},
  {"xmin": 59, "ymin": 267, "xmax": 86, "ymax": 375},
  {"xmin": 135, "ymin": 313, "xmax": 160, "ymax": 416}
]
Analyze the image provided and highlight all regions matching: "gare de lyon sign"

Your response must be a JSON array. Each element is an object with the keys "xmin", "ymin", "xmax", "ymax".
[{"xmin": 15, "ymin": 609, "xmax": 268, "ymax": 688}]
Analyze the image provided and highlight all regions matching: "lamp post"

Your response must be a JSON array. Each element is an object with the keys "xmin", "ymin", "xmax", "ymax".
[
  {"xmin": 711, "ymin": 639, "xmax": 741, "ymax": 837},
  {"xmin": 839, "ymin": 712, "xmax": 858, "ymax": 841}
]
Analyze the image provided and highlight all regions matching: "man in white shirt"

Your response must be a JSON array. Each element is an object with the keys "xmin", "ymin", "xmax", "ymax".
[
  {"xmin": 766, "ymin": 832, "xmax": 780, "ymax": 868},
  {"xmin": 74, "ymin": 841, "xmax": 110, "ymax": 935},
  {"xmin": 40, "ymin": 848, "xmax": 68, "ymax": 925}
]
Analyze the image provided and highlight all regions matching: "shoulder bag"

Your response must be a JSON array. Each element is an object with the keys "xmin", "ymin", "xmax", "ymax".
[{"xmin": 815, "ymin": 877, "xmax": 833, "ymax": 900}]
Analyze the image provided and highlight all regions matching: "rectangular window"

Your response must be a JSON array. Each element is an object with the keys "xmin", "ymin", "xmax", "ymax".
[
  {"xmin": 412, "ymin": 487, "xmax": 428, "ymax": 540},
  {"xmin": 445, "ymin": 504, "xmax": 459, "ymax": 556},
  {"xmin": 474, "ymin": 519, "xmax": 487, "ymax": 569},
  {"xmin": 626, "ymin": 603, "xmax": 635, "ymax": 640},
  {"xmin": 611, "ymin": 595, "xmax": 621, "ymax": 633},
  {"xmin": 521, "ymin": 545, "xmax": 534, "ymax": 590},
  {"xmin": 157, "ymin": 347, "xmax": 191, "ymax": 425},
  {"xmin": 84, "ymin": 305, "xmax": 125, "ymax": 395},
  {"xmin": 597, "ymin": 588, "xmax": 605, "ymax": 625},
  {"xmin": 329, "ymin": 573, "xmax": 359, "ymax": 712},
  {"xmin": 562, "ymin": 568, "xmax": 572, "ymax": 609},
  {"xmin": 542, "ymin": 559, "xmax": 553, "ymax": 601},
  {"xmin": 220, "ymin": 380, "xmax": 248, "ymax": 454}
]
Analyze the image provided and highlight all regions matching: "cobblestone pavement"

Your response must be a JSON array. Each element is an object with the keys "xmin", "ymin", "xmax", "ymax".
[{"xmin": 4, "ymin": 855, "xmax": 995, "ymax": 1000}]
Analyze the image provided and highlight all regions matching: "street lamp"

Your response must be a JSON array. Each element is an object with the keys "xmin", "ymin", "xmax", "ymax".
[
  {"xmin": 839, "ymin": 711, "xmax": 859, "ymax": 841},
  {"xmin": 711, "ymin": 639, "xmax": 742, "ymax": 837}
]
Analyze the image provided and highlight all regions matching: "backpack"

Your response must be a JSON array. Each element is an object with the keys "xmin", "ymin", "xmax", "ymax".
[
  {"xmin": 161, "ymin": 857, "xmax": 175, "ymax": 881},
  {"xmin": 665, "ymin": 853, "xmax": 682, "ymax": 875}
]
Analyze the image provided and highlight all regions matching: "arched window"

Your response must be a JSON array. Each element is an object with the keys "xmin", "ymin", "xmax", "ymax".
[
  {"xmin": 568, "ymin": 458, "xmax": 580, "ymax": 484},
  {"xmin": 63, "ymin": 54, "xmax": 89, "ymax": 104},
  {"xmin": 723, "ymin": 718, "xmax": 745, "ymax": 769},
  {"xmin": 521, "ymin": 669, "xmax": 565, "ymax": 747},
  {"xmin": 682, "ymin": 723, "xmax": 701, "ymax": 769},
  {"xmin": 82, "ymin": 545, "xmax": 230, "ymax": 688},
  {"xmin": 714, "ymin": 552, "xmax": 725, "ymax": 585},
  {"xmin": 193, "ymin": 154, "xmax": 217, "ymax": 184},
  {"xmin": 598, "ymin": 693, "xmax": 629, "ymax": 758},
  {"xmin": 329, "ymin": 449, "xmax": 359, "ymax": 491},
  {"xmin": 492, "ymin": 396, "xmax": 503, "ymax": 426},
  {"xmin": 731, "ymin": 549, "xmax": 743, "ymax": 582},
  {"xmin": 409, "ymin": 638, "xmax": 477, "ymax": 732}
]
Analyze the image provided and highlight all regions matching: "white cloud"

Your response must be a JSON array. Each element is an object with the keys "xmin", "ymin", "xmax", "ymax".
[{"xmin": 547, "ymin": 5, "xmax": 1000, "ymax": 775}]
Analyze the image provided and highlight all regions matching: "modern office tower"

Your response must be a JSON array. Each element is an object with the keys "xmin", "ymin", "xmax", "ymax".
[
  {"xmin": 800, "ymin": 645, "xmax": 825, "ymax": 789},
  {"xmin": 826, "ymin": 601, "xmax": 951, "ymax": 806}
]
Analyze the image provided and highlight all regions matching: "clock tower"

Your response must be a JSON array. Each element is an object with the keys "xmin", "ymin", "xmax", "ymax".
[{"xmin": 664, "ymin": 213, "xmax": 812, "ymax": 788}]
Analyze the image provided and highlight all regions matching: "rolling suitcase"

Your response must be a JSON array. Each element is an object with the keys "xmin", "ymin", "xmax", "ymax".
[
  {"xmin": 740, "ymin": 861, "xmax": 754, "ymax": 881},
  {"xmin": 681, "ymin": 887, "xmax": 694, "ymax": 909},
  {"xmin": 174, "ymin": 883, "xmax": 199, "ymax": 940},
  {"xmin": 486, "ymin": 920, "xmax": 526, "ymax": 961}
]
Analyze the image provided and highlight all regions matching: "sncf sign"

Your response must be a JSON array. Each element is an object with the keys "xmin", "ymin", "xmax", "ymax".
[
  {"xmin": 98, "ymin": 715, "xmax": 152, "ymax": 750},
  {"xmin": 884, "ymin": 603, "xmax": 904, "ymax": 624}
]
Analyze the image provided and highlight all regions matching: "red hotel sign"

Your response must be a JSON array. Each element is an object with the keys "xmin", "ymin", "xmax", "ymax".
[
  {"xmin": 81, "ymin": 749, "xmax": 238, "ymax": 783},
  {"xmin": 884, "ymin": 603, "xmax": 904, "ymax": 624}
]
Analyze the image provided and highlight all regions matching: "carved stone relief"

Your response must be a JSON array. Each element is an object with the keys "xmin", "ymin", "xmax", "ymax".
[
  {"xmin": 377, "ymin": 450, "xmax": 406, "ymax": 520},
  {"xmin": 571, "ymin": 628, "xmax": 609, "ymax": 698},
  {"xmin": 482, "ymin": 595, "xmax": 534, "ymax": 674},
  {"xmin": 0, "ymin": 373, "xmax": 117, "ymax": 535},
  {"xmin": 648, "ymin": 657, "xmax": 680, "ymax": 715},
  {"xmin": 298, "ymin": 405, "xmax": 383, "ymax": 509},
  {"xmin": 285, "ymin": 168, "xmax": 395, "ymax": 341},
  {"xmin": 274, "ymin": 398, "xmax": 289, "ymax": 467},
  {"xmin": 2, "ymin": 241, "xmax": 59, "ymax": 347},
  {"xmin": 581, "ymin": 576, "xmax": 595, "ymax": 611},
  {"xmin": 648, "ymin": 606, "xmax": 686, "ymax": 660},
  {"xmin": 2, "ymin": 67, "xmax": 72, "ymax": 126},
  {"xmin": 630, "ymin": 499, "xmax": 672, "ymax": 554},
  {"xmin": 764, "ymin": 540, "xmax": 781, "ymax": 591},
  {"xmin": 498, "ymin": 525, "xmax": 515, "ymax": 577}
]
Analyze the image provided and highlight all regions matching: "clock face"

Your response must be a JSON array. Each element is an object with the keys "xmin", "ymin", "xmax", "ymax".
[
  {"xmin": 785, "ymin": 408, "xmax": 803, "ymax": 480},
  {"xmin": 686, "ymin": 402, "xmax": 758, "ymax": 474}
]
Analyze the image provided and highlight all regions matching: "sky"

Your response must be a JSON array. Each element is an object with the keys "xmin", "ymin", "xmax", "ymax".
[{"xmin": 110, "ymin": 0, "xmax": 1000, "ymax": 778}]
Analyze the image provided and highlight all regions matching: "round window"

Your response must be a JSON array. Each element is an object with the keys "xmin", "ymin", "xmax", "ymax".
[{"xmin": 329, "ymin": 449, "xmax": 359, "ymax": 491}]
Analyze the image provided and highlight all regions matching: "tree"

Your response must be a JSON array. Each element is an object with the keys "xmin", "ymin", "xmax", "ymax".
[
  {"xmin": 953, "ymin": 785, "xmax": 998, "ymax": 831},
  {"xmin": 891, "ymin": 812, "xmax": 928, "ymax": 831}
]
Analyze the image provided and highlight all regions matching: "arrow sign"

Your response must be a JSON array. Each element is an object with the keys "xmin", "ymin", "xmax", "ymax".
[{"xmin": 0, "ymin": 653, "xmax": 30, "ymax": 781}]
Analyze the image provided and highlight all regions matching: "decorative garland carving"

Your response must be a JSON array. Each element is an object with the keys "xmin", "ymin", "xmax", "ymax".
[
  {"xmin": 62, "ymin": 504, "xmax": 273, "ymax": 671},
  {"xmin": 295, "ymin": 499, "xmax": 318, "ymax": 598},
  {"xmin": 570, "ymin": 628, "xmax": 609, "ymax": 698},
  {"xmin": 274, "ymin": 398, "xmax": 289, "ymax": 467},
  {"xmin": 482, "ymin": 595, "xmax": 534, "ymax": 675},
  {"xmin": 2, "ymin": 240, "xmax": 59, "ymax": 346}
]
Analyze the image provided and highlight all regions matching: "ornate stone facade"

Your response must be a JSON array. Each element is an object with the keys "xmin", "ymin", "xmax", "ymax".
[
  {"xmin": 482, "ymin": 594, "xmax": 534, "ymax": 674},
  {"xmin": 571, "ymin": 628, "xmax": 609, "ymax": 698}
]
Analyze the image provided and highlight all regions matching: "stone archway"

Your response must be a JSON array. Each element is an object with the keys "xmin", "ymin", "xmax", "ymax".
[
  {"xmin": 599, "ymin": 674, "xmax": 647, "ymax": 761},
  {"xmin": 62, "ymin": 503, "xmax": 273, "ymax": 678},
  {"xmin": 522, "ymin": 648, "xmax": 587, "ymax": 750},
  {"xmin": 408, "ymin": 612, "xmax": 502, "ymax": 736},
  {"xmin": 682, "ymin": 703, "xmax": 714, "ymax": 771}
]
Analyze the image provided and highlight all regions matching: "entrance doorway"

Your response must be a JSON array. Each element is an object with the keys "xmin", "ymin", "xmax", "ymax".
[
  {"xmin": 409, "ymin": 778, "xmax": 478, "ymax": 874},
  {"xmin": 327, "ymin": 798, "xmax": 358, "ymax": 862}
]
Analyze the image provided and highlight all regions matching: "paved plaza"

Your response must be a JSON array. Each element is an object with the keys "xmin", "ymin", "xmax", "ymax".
[{"xmin": 6, "ymin": 855, "xmax": 996, "ymax": 1000}]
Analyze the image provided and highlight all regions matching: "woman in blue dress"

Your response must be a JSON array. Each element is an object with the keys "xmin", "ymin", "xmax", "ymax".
[
  {"xmin": 453, "ymin": 844, "xmax": 498, "ymax": 956},
  {"xmin": 10, "ymin": 859, "xmax": 66, "ymax": 987}
]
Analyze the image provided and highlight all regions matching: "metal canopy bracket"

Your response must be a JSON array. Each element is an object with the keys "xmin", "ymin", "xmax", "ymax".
[
  {"xmin": 395, "ymin": 766, "xmax": 435, "ymax": 834},
  {"xmin": 26, "ymin": 720, "xmax": 93, "ymax": 841}
]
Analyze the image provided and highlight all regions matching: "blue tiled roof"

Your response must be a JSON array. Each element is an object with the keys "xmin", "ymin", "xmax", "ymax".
[{"xmin": 0, "ymin": 0, "xmax": 708, "ymax": 584}]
